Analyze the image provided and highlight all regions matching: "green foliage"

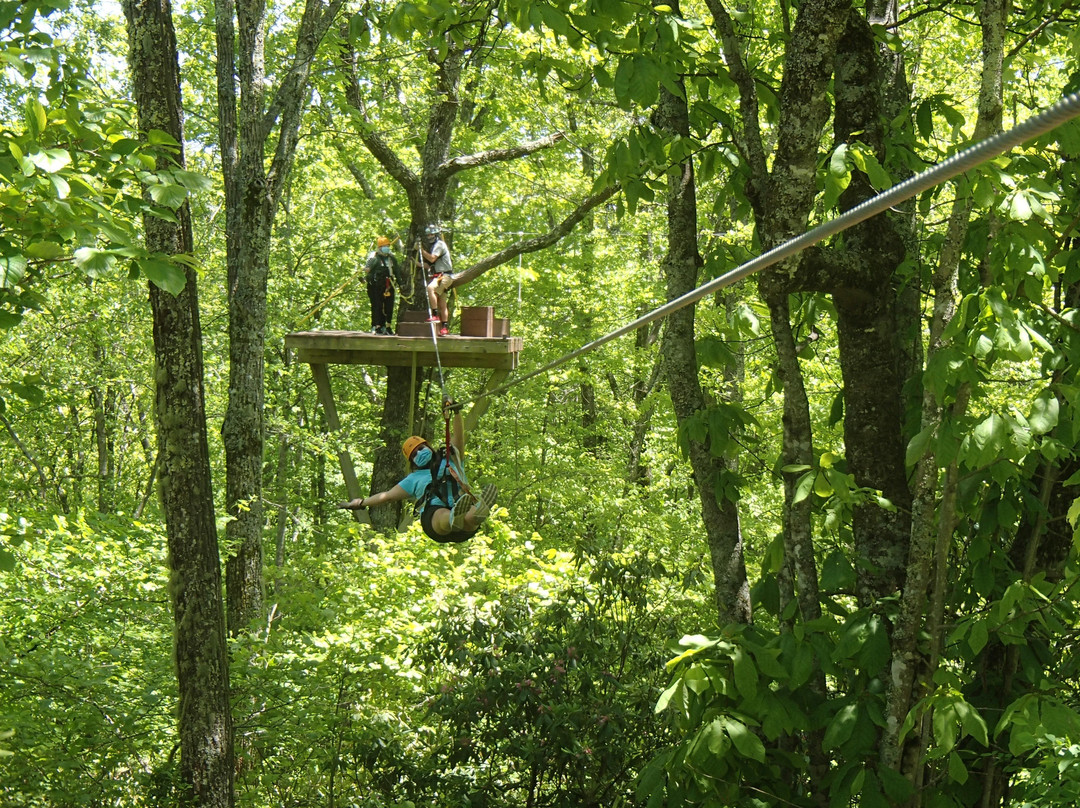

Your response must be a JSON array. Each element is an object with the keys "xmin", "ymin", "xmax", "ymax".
[
  {"xmin": 411, "ymin": 553, "xmax": 673, "ymax": 807},
  {"xmin": 0, "ymin": 1, "xmax": 200, "ymax": 351}
]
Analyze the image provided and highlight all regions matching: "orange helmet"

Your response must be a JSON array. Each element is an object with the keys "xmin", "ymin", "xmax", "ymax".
[
  {"xmin": 402, "ymin": 435, "xmax": 428, "ymax": 461},
  {"xmin": 376, "ymin": 236, "xmax": 393, "ymax": 248}
]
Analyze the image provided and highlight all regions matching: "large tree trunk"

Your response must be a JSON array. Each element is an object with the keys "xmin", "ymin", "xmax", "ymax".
[
  {"xmin": 831, "ymin": 10, "xmax": 912, "ymax": 603},
  {"xmin": 882, "ymin": 0, "xmax": 1007, "ymax": 789},
  {"xmin": 121, "ymin": 1, "xmax": 234, "ymax": 805},
  {"xmin": 654, "ymin": 63, "xmax": 751, "ymax": 625},
  {"xmin": 215, "ymin": 0, "xmax": 343, "ymax": 632}
]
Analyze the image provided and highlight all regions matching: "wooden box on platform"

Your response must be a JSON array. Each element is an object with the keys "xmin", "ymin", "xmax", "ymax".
[
  {"xmin": 396, "ymin": 309, "xmax": 431, "ymax": 337},
  {"xmin": 460, "ymin": 306, "xmax": 493, "ymax": 337},
  {"xmin": 493, "ymin": 317, "xmax": 510, "ymax": 337}
]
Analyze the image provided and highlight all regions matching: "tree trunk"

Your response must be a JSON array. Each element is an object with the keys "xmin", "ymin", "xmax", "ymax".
[
  {"xmin": 832, "ymin": 10, "xmax": 912, "ymax": 603},
  {"xmin": 654, "ymin": 61, "xmax": 751, "ymax": 625},
  {"xmin": 882, "ymin": 0, "xmax": 1007, "ymax": 786},
  {"xmin": 121, "ymin": 1, "xmax": 234, "ymax": 805},
  {"xmin": 215, "ymin": 0, "xmax": 343, "ymax": 632}
]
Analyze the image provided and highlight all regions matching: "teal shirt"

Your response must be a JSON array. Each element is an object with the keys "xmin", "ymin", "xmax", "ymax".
[{"xmin": 398, "ymin": 453, "xmax": 466, "ymax": 509}]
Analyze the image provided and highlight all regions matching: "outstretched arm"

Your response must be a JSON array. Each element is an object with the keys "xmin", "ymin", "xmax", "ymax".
[{"xmin": 339, "ymin": 484, "xmax": 409, "ymax": 510}]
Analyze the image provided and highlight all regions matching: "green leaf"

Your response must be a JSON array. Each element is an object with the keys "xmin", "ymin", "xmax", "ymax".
[
  {"xmin": 28, "ymin": 148, "xmax": 71, "ymax": 173},
  {"xmin": 967, "ymin": 619, "xmax": 988, "ymax": 655},
  {"xmin": 148, "ymin": 183, "xmax": 188, "ymax": 209},
  {"xmin": 793, "ymin": 471, "xmax": 815, "ymax": 504},
  {"xmin": 722, "ymin": 717, "xmax": 766, "ymax": 762},
  {"xmin": 23, "ymin": 241, "xmax": 64, "ymax": 260},
  {"xmin": 820, "ymin": 551, "xmax": 856, "ymax": 593},
  {"xmin": 1008, "ymin": 191, "xmax": 1032, "ymax": 221},
  {"xmin": 25, "ymin": 97, "xmax": 47, "ymax": 137},
  {"xmin": 1027, "ymin": 390, "xmax": 1059, "ymax": 435},
  {"xmin": 932, "ymin": 700, "xmax": 958, "ymax": 753},
  {"xmin": 654, "ymin": 677, "xmax": 683, "ymax": 714},
  {"xmin": 631, "ymin": 55, "xmax": 660, "ymax": 108},
  {"xmin": 916, "ymin": 99, "xmax": 933, "ymax": 140},
  {"xmin": 171, "ymin": 169, "xmax": 213, "ymax": 192},
  {"xmin": 74, "ymin": 247, "xmax": 117, "ymax": 278},
  {"xmin": 147, "ymin": 129, "xmax": 181, "ymax": 147},
  {"xmin": 732, "ymin": 648, "xmax": 758, "ymax": 701},
  {"xmin": 829, "ymin": 143, "xmax": 850, "ymax": 177},
  {"xmin": 137, "ymin": 257, "xmax": 188, "ymax": 295},
  {"xmin": 824, "ymin": 704, "xmax": 858, "ymax": 750},
  {"xmin": 614, "ymin": 57, "xmax": 634, "ymax": 107},
  {"xmin": 954, "ymin": 699, "xmax": 989, "ymax": 746},
  {"xmin": 813, "ymin": 471, "xmax": 834, "ymax": 498},
  {"xmin": 0, "ymin": 255, "xmax": 28, "ymax": 289},
  {"xmin": 0, "ymin": 549, "xmax": 15, "ymax": 571},
  {"xmin": 947, "ymin": 751, "xmax": 968, "ymax": 783}
]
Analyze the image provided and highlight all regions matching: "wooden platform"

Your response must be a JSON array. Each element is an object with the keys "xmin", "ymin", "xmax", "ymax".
[{"xmin": 285, "ymin": 330, "xmax": 522, "ymax": 370}]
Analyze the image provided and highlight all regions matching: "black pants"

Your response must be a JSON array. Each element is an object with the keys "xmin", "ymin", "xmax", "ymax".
[{"xmin": 367, "ymin": 278, "xmax": 394, "ymax": 331}]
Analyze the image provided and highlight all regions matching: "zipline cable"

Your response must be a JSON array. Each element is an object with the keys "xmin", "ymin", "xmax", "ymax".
[{"xmin": 464, "ymin": 90, "xmax": 1080, "ymax": 406}]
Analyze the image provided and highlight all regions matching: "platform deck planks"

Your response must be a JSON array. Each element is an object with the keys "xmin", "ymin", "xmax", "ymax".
[{"xmin": 285, "ymin": 330, "xmax": 522, "ymax": 370}]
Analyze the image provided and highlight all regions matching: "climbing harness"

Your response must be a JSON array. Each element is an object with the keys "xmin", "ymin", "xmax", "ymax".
[{"xmin": 413, "ymin": 401, "xmax": 473, "ymax": 517}]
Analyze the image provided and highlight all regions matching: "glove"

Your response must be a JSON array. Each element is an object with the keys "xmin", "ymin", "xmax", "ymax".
[{"xmin": 337, "ymin": 497, "xmax": 366, "ymax": 510}]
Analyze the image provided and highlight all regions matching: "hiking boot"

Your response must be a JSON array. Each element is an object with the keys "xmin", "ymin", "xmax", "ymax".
[
  {"xmin": 451, "ymin": 492, "xmax": 476, "ymax": 531},
  {"xmin": 473, "ymin": 484, "xmax": 498, "ymax": 524}
]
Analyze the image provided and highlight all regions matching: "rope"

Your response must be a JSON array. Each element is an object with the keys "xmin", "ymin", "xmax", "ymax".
[
  {"xmin": 462, "ymin": 90, "xmax": 1080, "ymax": 406},
  {"xmin": 419, "ymin": 238, "xmax": 450, "ymax": 400}
]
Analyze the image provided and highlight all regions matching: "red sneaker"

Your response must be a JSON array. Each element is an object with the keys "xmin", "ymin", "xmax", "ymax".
[{"xmin": 439, "ymin": 325, "xmax": 449, "ymax": 336}]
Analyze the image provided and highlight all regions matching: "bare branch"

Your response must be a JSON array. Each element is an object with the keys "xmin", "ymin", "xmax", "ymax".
[
  {"xmin": 704, "ymin": 0, "xmax": 770, "ymax": 214},
  {"xmin": 339, "ymin": 39, "xmax": 423, "ymax": 208},
  {"xmin": 266, "ymin": 0, "xmax": 347, "ymax": 211},
  {"xmin": 451, "ymin": 183, "xmax": 621, "ymax": 286},
  {"xmin": 0, "ymin": 411, "xmax": 50, "ymax": 500},
  {"xmin": 436, "ymin": 132, "xmax": 566, "ymax": 179}
]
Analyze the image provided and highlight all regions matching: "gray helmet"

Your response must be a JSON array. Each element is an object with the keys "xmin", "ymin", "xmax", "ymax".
[{"xmin": 424, "ymin": 224, "xmax": 441, "ymax": 238}]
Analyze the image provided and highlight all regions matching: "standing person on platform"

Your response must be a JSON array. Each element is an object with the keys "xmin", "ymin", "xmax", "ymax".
[
  {"xmin": 416, "ymin": 223, "xmax": 457, "ymax": 336},
  {"xmin": 365, "ymin": 236, "xmax": 400, "ymax": 334}
]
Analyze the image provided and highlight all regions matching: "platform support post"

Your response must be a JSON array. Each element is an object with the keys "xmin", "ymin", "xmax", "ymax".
[{"xmin": 310, "ymin": 363, "xmax": 369, "ymax": 524}]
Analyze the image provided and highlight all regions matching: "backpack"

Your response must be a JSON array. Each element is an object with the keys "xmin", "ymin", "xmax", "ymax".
[{"xmin": 413, "ymin": 446, "xmax": 461, "ymax": 515}]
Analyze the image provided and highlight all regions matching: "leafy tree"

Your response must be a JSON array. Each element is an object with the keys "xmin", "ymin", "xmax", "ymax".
[{"xmin": 214, "ymin": 0, "xmax": 346, "ymax": 634}]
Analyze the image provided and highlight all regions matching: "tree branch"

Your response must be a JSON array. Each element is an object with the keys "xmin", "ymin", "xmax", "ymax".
[
  {"xmin": 435, "ymin": 132, "xmax": 566, "ymax": 180},
  {"xmin": 704, "ymin": 0, "xmax": 770, "ymax": 214},
  {"xmin": 266, "ymin": 0, "xmax": 346, "ymax": 212},
  {"xmin": 339, "ymin": 39, "xmax": 423, "ymax": 208},
  {"xmin": 451, "ymin": 183, "xmax": 621, "ymax": 286},
  {"xmin": 0, "ymin": 411, "xmax": 50, "ymax": 500}
]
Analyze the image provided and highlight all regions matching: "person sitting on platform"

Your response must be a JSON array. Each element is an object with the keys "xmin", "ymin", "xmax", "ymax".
[
  {"xmin": 338, "ymin": 402, "xmax": 497, "ymax": 543},
  {"xmin": 365, "ymin": 235, "xmax": 400, "ymax": 335},
  {"xmin": 417, "ymin": 223, "xmax": 457, "ymax": 336}
]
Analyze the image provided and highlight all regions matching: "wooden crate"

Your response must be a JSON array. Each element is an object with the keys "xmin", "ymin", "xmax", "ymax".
[
  {"xmin": 460, "ymin": 306, "xmax": 494, "ymax": 337},
  {"xmin": 493, "ymin": 317, "xmax": 510, "ymax": 337}
]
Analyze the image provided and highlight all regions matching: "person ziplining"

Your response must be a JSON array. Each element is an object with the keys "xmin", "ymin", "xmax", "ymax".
[{"xmin": 338, "ymin": 400, "xmax": 498, "ymax": 543}]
